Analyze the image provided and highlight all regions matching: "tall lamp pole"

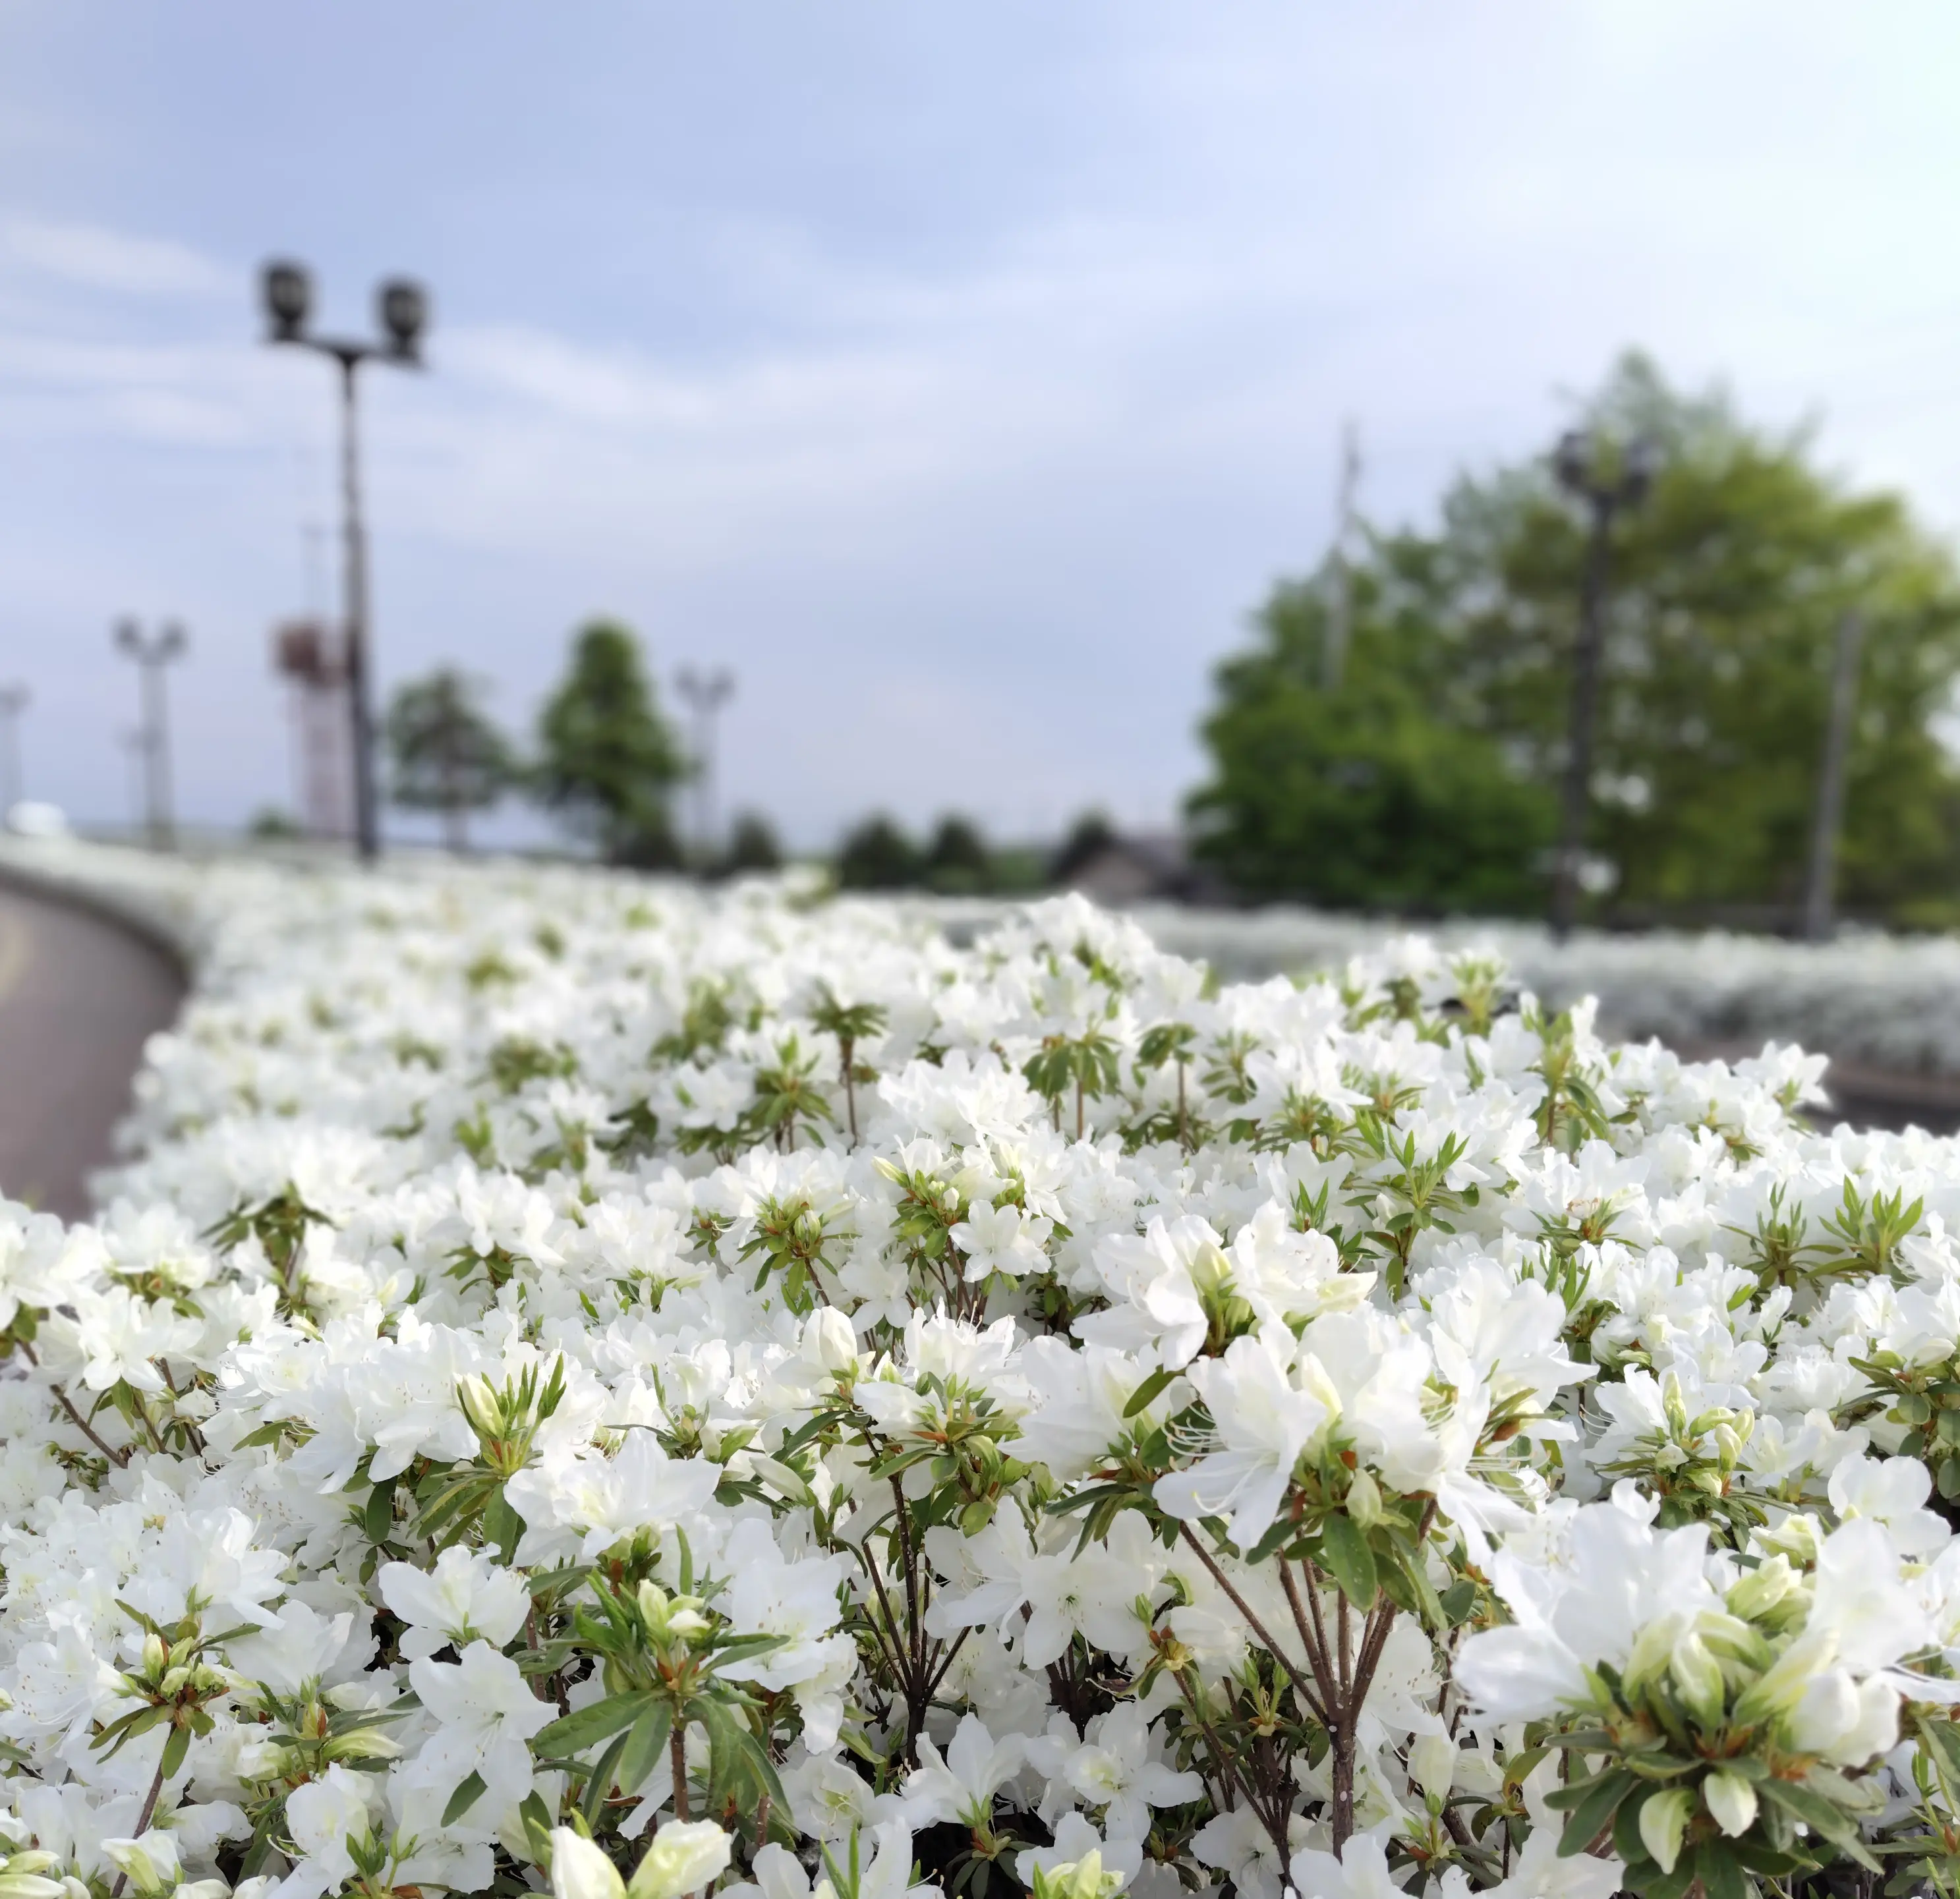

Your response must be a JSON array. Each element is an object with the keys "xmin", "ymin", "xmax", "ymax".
[
  {"xmin": 1802, "ymin": 609, "xmax": 1866, "ymax": 942},
  {"xmin": 1548, "ymin": 430, "xmax": 1659, "ymax": 940},
  {"xmin": 0, "ymin": 683, "xmax": 28, "ymax": 815},
  {"xmin": 676, "ymin": 666, "xmax": 735, "ymax": 870},
  {"xmin": 260, "ymin": 260, "xmax": 430, "ymax": 864},
  {"xmin": 114, "ymin": 619, "xmax": 187, "ymax": 850}
]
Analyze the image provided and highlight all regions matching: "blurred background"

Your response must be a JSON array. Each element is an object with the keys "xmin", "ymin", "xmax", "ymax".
[{"xmin": 7, "ymin": 1, "xmax": 1960, "ymax": 930}]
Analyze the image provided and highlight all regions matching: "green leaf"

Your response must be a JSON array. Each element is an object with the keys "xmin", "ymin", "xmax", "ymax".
[
  {"xmin": 442, "ymin": 1771, "xmax": 488, "ymax": 1825},
  {"xmin": 1123, "ymin": 1367, "xmax": 1178, "ymax": 1419},
  {"xmin": 158, "ymin": 1720, "xmax": 191, "ymax": 1781},
  {"xmin": 1693, "ymin": 1841, "xmax": 1750, "ymax": 1899},
  {"xmin": 364, "ymin": 1473, "xmax": 399, "ymax": 1544},
  {"xmin": 1554, "ymin": 1768, "xmax": 1639, "ymax": 1857},
  {"xmin": 581, "ymin": 1728, "xmax": 633, "ymax": 1828},
  {"xmin": 614, "ymin": 1703, "xmax": 674, "ymax": 1800},
  {"xmin": 534, "ymin": 1689, "xmax": 660, "ymax": 1757},
  {"xmin": 1756, "ymin": 1778, "xmax": 1879, "ymax": 1872},
  {"xmin": 1316, "ymin": 1512, "xmax": 1378, "ymax": 1610}
]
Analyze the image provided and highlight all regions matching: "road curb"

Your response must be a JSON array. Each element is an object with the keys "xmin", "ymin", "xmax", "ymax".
[{"xmin": 0, "ymin": 847, "xmax": 195, "ymax": 982}]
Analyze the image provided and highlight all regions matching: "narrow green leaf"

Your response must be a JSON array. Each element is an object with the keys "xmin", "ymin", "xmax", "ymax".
[
  {"xmin": 364, "ymin": 1473, "xmax": 399, "ymax": 1544},
  {"xmin": 1693, "ymin": 1840, "xmax": 1748, "ymax": 1899},
  {"xmin": 581, "ymin": 1728, "xmax": 633, "ymax": 1828},
  {"xmin": 1123, "ymin": 1367, "xmax": 1177, "ymax": 1419},
  {"xmin": 158, "ymin": 1720, "xmax": 191, "ymax": 1780},
  {"xmin": 613, "ymin": 1703, "xmax": 674, "ymax": 1800},
  {"xmin": 1555, "ymin": 1769, "xmax": 1638, "ymax": 1857},
  {"xmin": 1317, "ymin": 1512, "xmax": 1378, "ymax": 1610},
  {"xmin": 442, "ymin": 1770, "xmax": 487, "ymax": 1825},
  {"xmin": 534, "ymin": 1689, "xmax": 659, "ymax": 1757},
  {"xmin": 1756, "ymin": 1779, "xmax": 1879, "ymax": 1872}
]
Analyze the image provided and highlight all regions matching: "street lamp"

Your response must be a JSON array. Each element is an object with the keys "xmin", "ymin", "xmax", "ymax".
[
  {"xmin": 0, "ymin": 683, "xmax": 28, "ymax": 816},
  {"xmin": 676, "ymin": 666, "xmax": 735, "ymax": 870},
  {"xmin": 114, "ymin": 619, "xmax": 187, "ymax": 850},
  {"xmin": 1548, "ymin": 429, "xmax": 1659, "ymax": 940},
  {"xmin": 260, "ymin": 258, "xmax": 430, "ymax": 863}
]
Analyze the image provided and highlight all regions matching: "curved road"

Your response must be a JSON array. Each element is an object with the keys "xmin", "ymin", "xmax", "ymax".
[{"xmin": 0, "ymin": 880, "xmax": 184, "ymax": 1220}]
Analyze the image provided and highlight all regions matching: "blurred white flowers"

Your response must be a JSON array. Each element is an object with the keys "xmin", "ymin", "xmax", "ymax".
[{"xmin": 2, "ymin": 841, "xmax": 1960, "ymax": 1899}]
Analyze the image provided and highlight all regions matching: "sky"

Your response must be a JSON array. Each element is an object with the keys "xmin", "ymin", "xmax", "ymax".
[{"xmin": 4, "ymin": 4, "xmax": 1960, "ymax": 849}]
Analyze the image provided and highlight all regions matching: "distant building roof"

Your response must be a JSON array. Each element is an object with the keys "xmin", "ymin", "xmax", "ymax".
[{"xmin": 1051, "ymin": 828, "xmax": 1225, "ymax": 907}]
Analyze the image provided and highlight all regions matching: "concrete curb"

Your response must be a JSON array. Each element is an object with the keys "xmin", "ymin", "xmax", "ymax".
[{"xmin": 0, "ymin": 845, "xmax": 197, "ymax": 979}]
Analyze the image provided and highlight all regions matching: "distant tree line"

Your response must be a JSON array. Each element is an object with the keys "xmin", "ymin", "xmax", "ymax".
[
  {"xmin": 380, "ymin": 621, "xmax": 780, "ymax": 874},
  {"xmin": 380, "ymin": 623, "xmax": 1096, "ymax": 892},
  {"xmin": 1188, "ymin": 354, "xmax": 1960, "ymax": 926}
]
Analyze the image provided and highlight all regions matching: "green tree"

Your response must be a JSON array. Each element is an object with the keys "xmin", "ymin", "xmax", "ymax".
[
  {"xmin": 925, "ymin": 813, "xmax": 993, "ymax": 893},
  {"xmin": 534, "ymin": 623, "xmax": 686, "ymax": 867},
  {"xmin": 384, "ymin": 667, "xmax": 515, "ymax": 853},
  {"xmin": 1193, "ymin": 354, "xmax": 1960, "ymax": 922},
  {"xmin": 837, "ymin": 814, "xmax": 922, "ymax": 890},
  {"xmin": 719, "ymin": 810, "xmax": 783, "ymax": 876},
  {"xmin": 1190, "ymin": 575, "xmax": 1555, "ymax": 913}
]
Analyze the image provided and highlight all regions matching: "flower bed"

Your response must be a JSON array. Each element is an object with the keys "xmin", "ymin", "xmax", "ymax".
[
  {"xmin": 9, "ymin": 848, "xmax": 1960, "ymax": 1899},
  {"xmin": 1035, "ymin": 901, "xmax": 1960, "ymax": 1085}
]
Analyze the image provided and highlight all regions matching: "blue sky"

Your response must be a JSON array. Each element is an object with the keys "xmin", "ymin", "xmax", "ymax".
[{"xmin": 5, "ymin": 4, "xmax": 1960, "ymax": 847}]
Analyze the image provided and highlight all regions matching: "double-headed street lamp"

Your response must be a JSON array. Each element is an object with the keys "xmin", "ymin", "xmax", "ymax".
[
  {"xmin": 676, "ymin": 666, "xmax": 735, "ymax": 869},
  {"xmin": 260, "ymin": 260, "xmax": 430, "ymax": 863},
  {"xmin": 115, "ymin": 619, "xmax": 187, "ymax": 851},
  {"xmin": 1548, "ymin": 429, "xmax": 1659, "ymax": 941}
]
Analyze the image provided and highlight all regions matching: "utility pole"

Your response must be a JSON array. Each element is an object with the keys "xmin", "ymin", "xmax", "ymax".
[
  {"xmin": 1802, "ymin": 609, "xmax": 1865, "ymax": 942},
  {"xmin": 113, "ymin": 619, "xmax": 188, "ymax": 850},
  {"xmin": 261, "ymin": 261, "xmax": 430, "ymax": 863},
  {"xmin": 1322, "ymin": 421, "xmax": 1362, "ymax": 689},
  {"xmin": 0, "ymin": 683, "xmax": 28, "ymax": 815},
  {"xmin": 676, "ymin": 666, "xmax": 735, "ymax": 870},
  {"xmin": 1548, "ymin": 430, "xmax": 1659, "ymax": 941}
]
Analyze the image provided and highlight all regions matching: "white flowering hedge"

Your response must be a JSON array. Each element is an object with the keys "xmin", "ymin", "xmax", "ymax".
[
  {"xmin": 12, "ymin": 855, "xmax": 1960, "ymax": 1899},
  {"xmin": 1018, "ymin": 900, "xmax": 1960, "ymax": 1082}
]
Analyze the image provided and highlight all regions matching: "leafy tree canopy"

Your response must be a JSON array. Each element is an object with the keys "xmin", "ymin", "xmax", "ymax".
[
  {"xmin": 534, "ymin": 622, "xmax": 686, "ymax": 868},
  {"xmin": 385, "ymin": 667, "xmax": 514, "ymax": 852},
  {"xmin": 1191, "ymin": 354, "xmax": 1960, "ymax": 922}
]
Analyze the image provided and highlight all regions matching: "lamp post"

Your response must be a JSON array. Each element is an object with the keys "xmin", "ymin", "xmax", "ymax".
[
  {"xmin": 676, "ymin": 666, "xmax": 735, "ymax": 870},
  {"xmin": 114, "ymin": 619, "xmax": 187, "ymax": 850},
  {"xmin": 260, "ymin": 260, "xmax": 430, "ymax": 863},
  {"xmin": 0, "ymin": 683, "xmax": 28, "ymax": 816},
  {"xmin": 1548, "ymin": 430, "xmax": 1659, "ymax": 940}
]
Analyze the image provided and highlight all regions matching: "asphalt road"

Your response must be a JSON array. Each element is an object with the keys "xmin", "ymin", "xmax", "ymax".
[{"xmin": 0, "ymin": 880, "xmax": 185, "ymax": 1220}]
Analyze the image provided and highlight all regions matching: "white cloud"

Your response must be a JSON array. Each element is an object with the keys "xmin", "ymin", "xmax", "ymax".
[{"xmin": 0, "ymin": 215, "xmax": 229, "ymax": 297}]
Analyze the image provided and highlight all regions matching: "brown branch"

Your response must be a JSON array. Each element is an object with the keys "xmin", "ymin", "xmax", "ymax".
[
  {"xmin": 1176, "ymin": 1525, "xmax": 1313, "ymax": 1695},
  {"xmin": 108, "ymin": 1749, "xmax": 170, "ymax": 1896},
  {"xmin": 1273, "ymin": 1559, "xmax": 1336, "ymax": 1724}
]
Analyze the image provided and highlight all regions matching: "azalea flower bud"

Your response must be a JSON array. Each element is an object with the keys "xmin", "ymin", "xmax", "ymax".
[
  {"xmin": 1702, "ymin": 1769, "xmax": 1758, "ymax": 1838},
  {"xmin": 0, "ymin": 1865, "xmax": 65, "ymax": 1899},
  {"xmin": 1623, "ymin": 1614, "xmax": 1683, "ymax": 1698},
  {"xmin": 1029, "ymin": 1851, "xmax": 1123, "ymax": 1899},
  {"xmin": 1725, "ymin": 1554, "xmax": 1801, "ymax": 1625},
  {"xmin": 1345, "ymin": 1466, "xmax": 1384, "ymax": 1529},
  {"xmin": 803, "ymin": 1307, "xmax": 859, "ymax": 1375},
  {"xmin": 0, "ymin": 1852, "xmax": 63, "ymax": 1899},
  {"xmin": 1407, "ymin": 1732, "xmax": 1457, "ymax": 1802},
  {"xmin": 550, "ymin": 1829, "xmax": 625, "ymax": 1899},
  {"xmin": 99, "ymin": 1837, "xmax": 179, "ymax": 1899},
  {"xmin": 1638, "ymin": 1788, "xmax": 1695, "ymax": 1875},
  {"xmin": 625, "ymin": 1822, "xmax": 732, "ymax": 1899},
  {"xmin": 140, "ymin": 1633, "xmax": 167, "ymax": 1678},
  {"xmin": 456, "ymin": 1374, "xmax": 502, "ymax": 1436},
  {"xmin": 1669, "ymin": 1630, "xmax": 1727, "ymax": 1729}
]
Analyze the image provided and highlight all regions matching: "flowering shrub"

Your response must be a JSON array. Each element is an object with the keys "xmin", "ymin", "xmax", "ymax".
[
  {"xmin": 12, "ymin": 849, "xmax": 1960, "ymax": 1899},
  {"xmin": 1034, "ymin": 899, "xmax": 1960, "ymax": 1083}
]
